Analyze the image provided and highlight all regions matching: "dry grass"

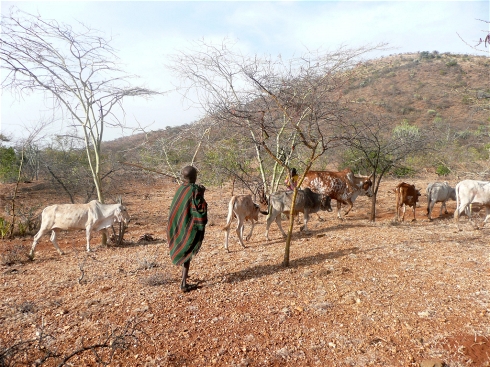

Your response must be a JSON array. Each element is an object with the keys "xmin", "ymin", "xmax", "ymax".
[{"xmin": 0, "ymin": 175, "xmax": 489, "ymax": 366}]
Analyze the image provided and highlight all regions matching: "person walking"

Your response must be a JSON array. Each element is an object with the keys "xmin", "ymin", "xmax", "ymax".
[
  {"xmin": 285, "ymin": 168, "xmax": 299, "ymax": 190},
  {"xmin": 167, "ymin": 166, "xmax": 208, "ymax": 292}
]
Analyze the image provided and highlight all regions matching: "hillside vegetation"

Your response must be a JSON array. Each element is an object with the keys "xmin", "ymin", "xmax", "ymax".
[{"xmin": 106, "ymin": 51, "xmax": 489, "ymax": 181}]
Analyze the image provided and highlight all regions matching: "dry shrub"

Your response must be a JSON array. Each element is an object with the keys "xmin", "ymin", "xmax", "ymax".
[
  {"xmin": 1, "ymin": 243, "xmax": 30, "ymax": 265},
  {"xmin": 142, "ymin": 272, "xmax": 173, "ymax": 286}
]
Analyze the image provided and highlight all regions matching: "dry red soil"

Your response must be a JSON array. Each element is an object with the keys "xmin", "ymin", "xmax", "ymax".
[{"xmin": 1, "ymin": 175, "xmax": 489, "ymax": 366}]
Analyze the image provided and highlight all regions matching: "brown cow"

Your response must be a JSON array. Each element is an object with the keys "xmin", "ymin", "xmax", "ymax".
[
  {"xmin": 395, "ymin": 182, "xmax": 421, "ymax": 222},
  {"xmin": 301, "ymin": 169, "xmax": 373, "ymax": 220}
]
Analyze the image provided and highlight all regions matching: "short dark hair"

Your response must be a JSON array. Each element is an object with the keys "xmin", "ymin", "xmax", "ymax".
[
  {"xmin": 291, "ymin": 168, "xmax": 297, "ymax": 176},
  {"xmin": 181, "ymin": 166, "xmax": 198, "ymax": 183}
]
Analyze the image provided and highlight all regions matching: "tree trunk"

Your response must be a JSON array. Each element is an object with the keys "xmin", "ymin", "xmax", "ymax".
[{"xmin": 283, "ymin": 187, "xmax": 299, "ymax": 267}]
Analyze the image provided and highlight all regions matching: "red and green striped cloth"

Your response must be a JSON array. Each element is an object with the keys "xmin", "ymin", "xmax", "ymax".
[{"xmin": 167, "ymin": 183, "xmax": 208, "ymax": 266}]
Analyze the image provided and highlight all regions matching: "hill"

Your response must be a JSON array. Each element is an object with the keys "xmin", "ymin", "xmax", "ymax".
[
  {"xmin": 102, "ymin": 52, "xmax": 489, "ymax": 180},
  {"xmin": 105, "ymin": 51, "xmax": 489, "ymax": 148}
]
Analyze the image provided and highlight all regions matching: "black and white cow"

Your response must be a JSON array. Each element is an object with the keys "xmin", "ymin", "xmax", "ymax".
[{"xmin": 265, "ymin": 188, "xmax": 332, "ymax": 241}]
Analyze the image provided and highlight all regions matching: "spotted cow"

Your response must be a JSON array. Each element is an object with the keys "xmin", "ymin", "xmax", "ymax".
[{"xmin": 301, "ymin": 169, "xmax": 373, "ymax": 220}]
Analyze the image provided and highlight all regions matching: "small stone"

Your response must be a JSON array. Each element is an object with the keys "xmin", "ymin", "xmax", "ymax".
[{"xmin": 419, "ymin": 359, "xmax": 446, "ymax": 367}]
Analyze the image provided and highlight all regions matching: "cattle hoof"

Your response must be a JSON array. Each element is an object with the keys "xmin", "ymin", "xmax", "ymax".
[{"xmin": 180, "ymin": 283, "xmax": 198, "ymax": 293}]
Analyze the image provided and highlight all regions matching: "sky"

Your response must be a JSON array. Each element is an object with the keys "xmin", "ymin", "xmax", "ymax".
[{"xmin": 1, "ymin": 0, "xmax": 488, "ymax": 143}]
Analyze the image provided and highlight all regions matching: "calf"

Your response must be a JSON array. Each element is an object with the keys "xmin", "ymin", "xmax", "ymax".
[
  {"xmin": 223, "ymin": 194, "xmax": 267, "ymax": 251},
  {"xmin": 265, "ymin": 188, "xmax": 332, "ymax": 241},
  {"xmin": 395, "ymin": 182, "xmax": 421, "ymax": 222},
  {"xmin": 426, "ymin": 181, "xmax": 456, "ymax": 220}
]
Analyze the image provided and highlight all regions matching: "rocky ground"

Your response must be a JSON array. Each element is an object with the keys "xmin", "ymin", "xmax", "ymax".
[{"xmin": 0, "ymin": 175, "xmax": 489, "ymax": 366}]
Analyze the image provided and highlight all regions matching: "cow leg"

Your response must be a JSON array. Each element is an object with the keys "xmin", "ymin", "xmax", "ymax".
[
  {"xmin": 236, "ymin": 219, "xmax": 246, "ymax": 248},
  {"xmin": 454, "ymin": 202, "xmax": 470, "ymax": 231},
  {"xmin": 265, "ymin": 212, "xmax": 286, "ymax": 241},
  {"xmin": 224, "ymin": 226, "xmax": 231, "ymax": 252},
  {"xmin": 481, "ymin": 206, "xmax": 490, "ymax": 228},
  {"xmin": 412, "ymin": 205, "xmax": 416, "ymax": 222},
  {"xmin": 427, "ymin": 201, "xmax": 434, "ymax": 220},
  {"xmin": 50, "ymin": 230, "xmax": 64, "ymax": 255},
  {"xmin": 85, "ymin": 227, "xmax": 92, "ymax": 252},
  {"xmin": 336, "ymin": 201, "xmax": 343, "ymax": 220},
  {"xmin": 30, "ymin": 228, "xmax": 49, "ymax": 258},
  {"xmin": 301, "ymin": 211, "xmax": 310, "ymax": 232},
  {"xmin": 441, "ymin": 201, "xmax": 448, "ymax": 215},
  {"xmin": 245, "ymin": 220, "xmax": 255, "ymax": 242},
  {"xmin": 402, "ymin": 204, "xmax": 406, "ymax": 222},
  {"xmin": 265, "ymin": 214, "xmax": 274, "ymax": 242},
  {"xmin": 275, "ymin": 215, "xmax": 287, "ymax": 238},
  {"xmin": 343, "ymin": 199, "xmax": 354, "ymax": 216}
]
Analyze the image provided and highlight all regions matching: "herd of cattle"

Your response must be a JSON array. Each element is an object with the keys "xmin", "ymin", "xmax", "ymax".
[
  {"xmin": 28, "ymin": 169, "xmax": 490, "ymax": 257},
  {"xmin": 223, "ymin": 170, "xmax": 490, "ymax": 251}
]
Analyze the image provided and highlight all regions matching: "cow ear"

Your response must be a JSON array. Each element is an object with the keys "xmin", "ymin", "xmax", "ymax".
[{"xmin": 117, "ymin": 195, "xmax": 123, "ymax": 204}]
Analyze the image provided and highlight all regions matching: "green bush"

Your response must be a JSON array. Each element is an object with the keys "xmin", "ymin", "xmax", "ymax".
[
  {"xmin": 0, "ymin": 147, "xmax": 18, "ymax": 183},
  {"xmin": 435, "ymin": 165, "xmax": 451, "ymax": 176},
  {"xmin": 432, "ymin": 117, "xmax": 443, "ymax": 124},
  {"xmin": 446, "ymin": 59, "xmax": 458, "ymax": 67},
  {"xmin": 0, "ymin": 217, "xmax": 11, "ymax": 239},
  {"xmin": 391, "ymin": 166, "xmax": 416, "ymax": 177}
]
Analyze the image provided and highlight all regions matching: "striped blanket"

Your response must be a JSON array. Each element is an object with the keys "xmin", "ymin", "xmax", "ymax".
[{"xmin": 167, "ymin": 183, "xmax": 208, "ymax": 266}]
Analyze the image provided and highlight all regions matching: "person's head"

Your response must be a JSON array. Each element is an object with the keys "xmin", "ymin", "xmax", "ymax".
[
  {"xmin": 291, "ymin": 168, "xmax": 297, "ymax": 176},
  {"xmin": 181, "ymin": 166, "xmax": 198, "ymax": 183}
]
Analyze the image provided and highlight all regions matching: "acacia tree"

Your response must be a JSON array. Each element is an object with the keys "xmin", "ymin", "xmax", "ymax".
[
  {"xmin": 341, "ymin": 111, "xmax": 429, "ymax": 221},
  {"xmin": 1, "ymin": 7, "xmax": 159, "ymax": 205},
  {"xmin": 169, "ymin": 39, "xmax": 386, "ymax": 265}
]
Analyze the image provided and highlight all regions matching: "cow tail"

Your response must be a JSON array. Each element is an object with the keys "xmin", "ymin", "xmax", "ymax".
[
  {"xmin": 426, "ymin": 186, "xmax": 432, "ymax": 215},
  {"xmin": 454, "ymin": 184, "xmax": 460, "ymax": 220},
  {"xmin": 223, "ymin": 196, "xmax": 237, "ymax": 231}
]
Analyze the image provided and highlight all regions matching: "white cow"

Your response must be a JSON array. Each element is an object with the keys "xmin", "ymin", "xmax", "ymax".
[
  {"xmin": 30, "ymin": 200, "xmax": 130, "ymax": 258},
  {"xmin": 426, "ymin": 181, "xmax": 456, "ymax": 220},
  {"xmin": 454, "ymin": 179, "xmax": 490, "ymax": 230},
  {"xmin": 223, "ymin": 194, "xmax": 267, "ymax": 251}
]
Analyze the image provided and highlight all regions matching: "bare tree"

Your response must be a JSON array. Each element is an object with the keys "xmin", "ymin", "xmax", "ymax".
[
  {"xmin": 457, "ymin": 18, "xmax": 490, "ymax": 52},
  {"xmin": 341, "ymin": 112, "xmax": 429, "ymax": 221},
  {"xmin": 8, "ymin": 122, "xmax": 47, "ymax": 238},
  {"xmin": 168, "ymin": 39, "xmax": 387, "ymax": 265},
  {"xmin": 0, "ymin": 7, "xmax": 160, "ymax": 205}
]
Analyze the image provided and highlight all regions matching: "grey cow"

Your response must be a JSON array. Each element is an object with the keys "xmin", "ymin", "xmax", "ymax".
[
  {"xmin": 265, "ymin": 188, "xmax": 332, "ymax": 241},
  {"xmin": 426, "ymin": 181, "xmax": 456, "ymax": 220}
]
